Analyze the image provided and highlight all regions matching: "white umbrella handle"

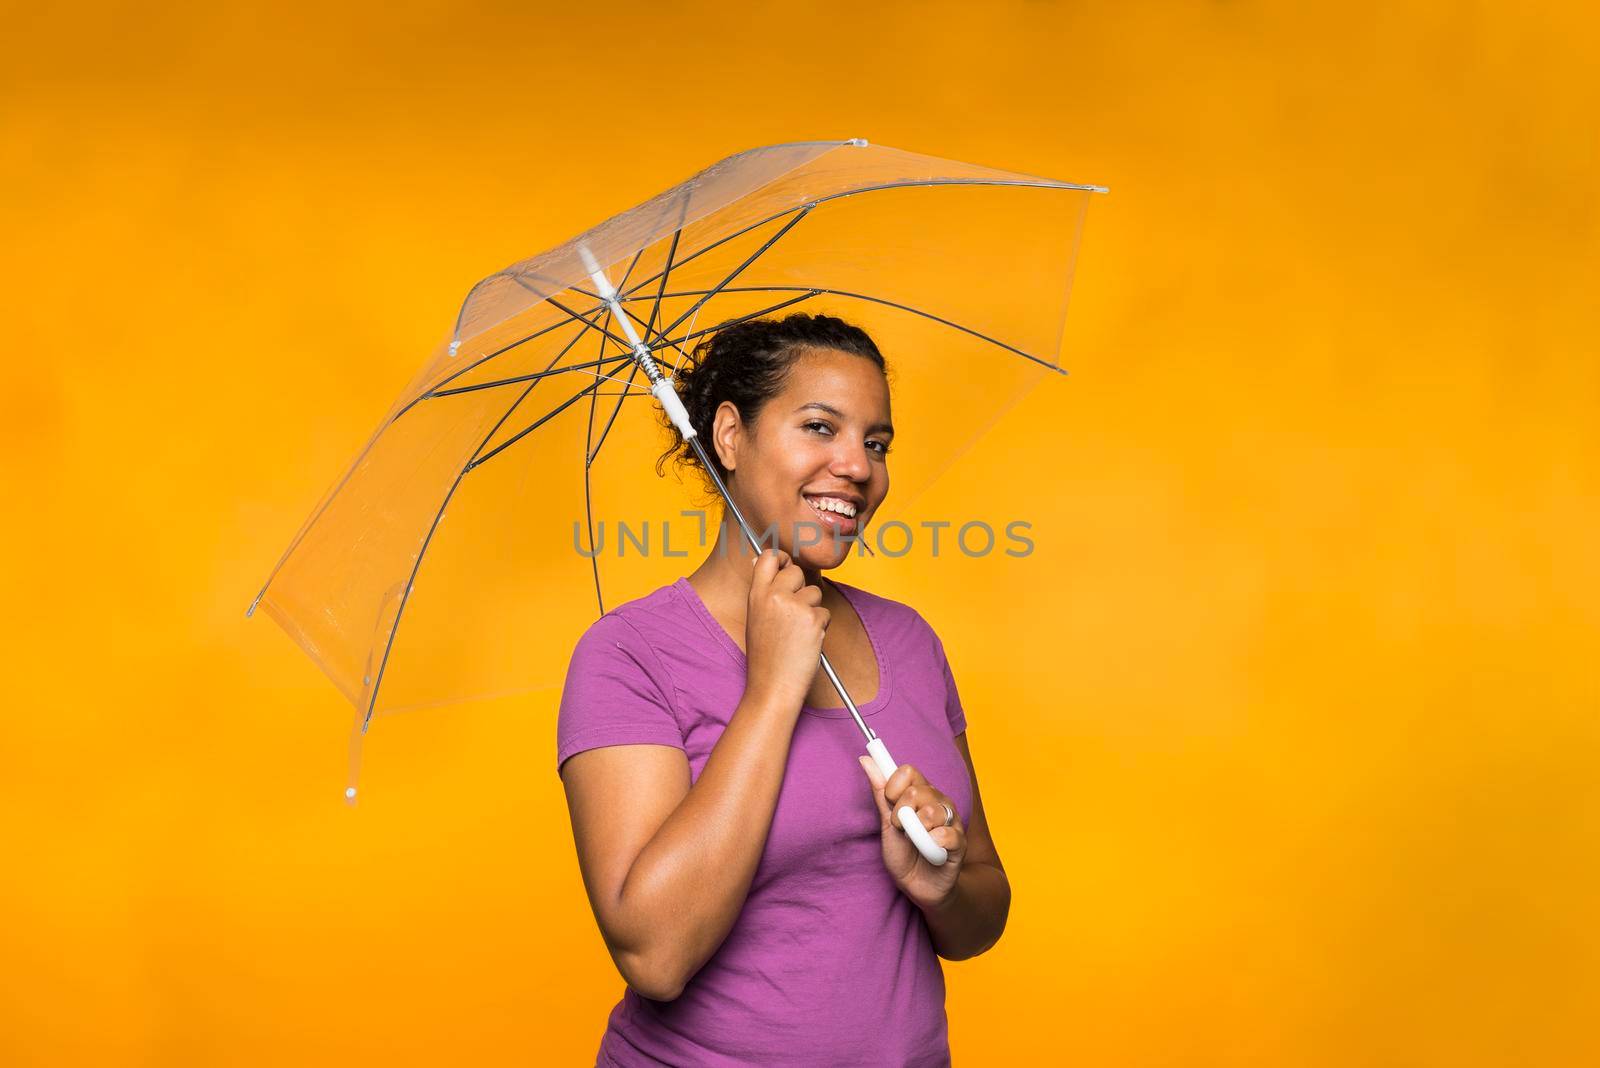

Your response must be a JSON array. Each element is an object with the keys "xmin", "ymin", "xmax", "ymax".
[{"xmin": 865, "ymin": 738, "xmax": 949, "ymax": 867}]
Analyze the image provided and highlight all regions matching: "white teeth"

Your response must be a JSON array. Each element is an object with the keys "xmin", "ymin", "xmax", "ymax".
[{"xmin": 805, "ymin": 495, "xmax": 857, "ymax": 518}]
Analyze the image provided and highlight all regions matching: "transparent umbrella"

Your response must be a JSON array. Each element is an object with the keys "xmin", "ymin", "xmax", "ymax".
[{"xmin": 248, "ymin": 138, "xmax": 1103, "ymax": 860}]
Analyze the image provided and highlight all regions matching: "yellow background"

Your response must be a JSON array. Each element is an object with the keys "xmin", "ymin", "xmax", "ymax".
[{"xmin": 4, "ymin": 2, "xmax": 1596, "ymax": 1064}]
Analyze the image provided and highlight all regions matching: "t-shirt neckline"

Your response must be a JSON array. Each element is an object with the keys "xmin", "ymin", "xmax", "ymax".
[{"xmin": 671, "ymin": 575, "xmax": 893, "ymax": 720}]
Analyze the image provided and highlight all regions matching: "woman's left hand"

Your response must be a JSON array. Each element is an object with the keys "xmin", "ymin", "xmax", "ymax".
[{"xmin": 858, "ymin": 757, "xmax": 965, "ymax": 912}]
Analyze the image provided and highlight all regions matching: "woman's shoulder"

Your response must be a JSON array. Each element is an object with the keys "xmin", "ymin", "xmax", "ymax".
[
  {"xmin": 557, "ymin": 583, "xmax": 692, "ymax": 773},
  {"xmin": 828, "ymin": 577, "xmax": 941, "ymax": 648},
  {"xmin": 563, "ymin": 581, "xmax": 699, "ymax": 687},
  {"xmin": 571, "ymin": 579, "xmax": 696, "ymax": 646},
  {"xmin": 561, "ymin": 581, "xmax": 699, "ymax": 698}
]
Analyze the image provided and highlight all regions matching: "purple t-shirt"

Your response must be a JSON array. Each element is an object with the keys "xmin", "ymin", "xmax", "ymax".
[{"xmin": 556, "ymin": 576, "xmax": 972, "ymax": 1068}]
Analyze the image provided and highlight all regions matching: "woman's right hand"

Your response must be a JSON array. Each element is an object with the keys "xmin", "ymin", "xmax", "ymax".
[{"xmin": 743, "ymin": 549, "xmax": 829, "ymax": 712}]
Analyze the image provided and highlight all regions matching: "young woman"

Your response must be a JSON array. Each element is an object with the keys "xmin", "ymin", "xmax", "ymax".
[{"xmin": 556, "ymin": 314, "xmax": 1010, "ymax": 1067}]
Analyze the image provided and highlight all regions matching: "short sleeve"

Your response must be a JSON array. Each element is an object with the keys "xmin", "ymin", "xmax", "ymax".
[
  {"xmin": 556, "ymin": 612, "xmax": 685, "ymax": 775},
  {"xmin": 931, "ymin": 629, "xmax": 968, "ymax": 738}
]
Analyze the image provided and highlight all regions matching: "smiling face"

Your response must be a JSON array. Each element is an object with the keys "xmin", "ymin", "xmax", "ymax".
[{"xmin": 712, "ymin": 346, "xmax": 893, "ymax": 572}]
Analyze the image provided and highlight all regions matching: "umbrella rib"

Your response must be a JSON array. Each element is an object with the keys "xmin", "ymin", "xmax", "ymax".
[
  {"xmin": 583, "ymin": 229, "xmax": 680, "ymax": 478},
  {"xmin": 468, "ymin": 320, "xmax": 599, "ymax": 465},
  {"xmin": 579, "ymin": 226, "xmax": 685, "ymax": 613},
  {"xmin": 612, "ymin": 212, "xmax": 797, "ymax": 305},
  {"xmin": 579, "ymin": 219, "xmax": 687, "ymax": 614},
  {"xmin": 360, "ymin": 366, "xmax": 631, "ymax": 729},
  {"xmin": 626, "ymin": 301, "xmax": 696, "ymax": 365},
  {"xmin": 583, "ymin": 405, "xmax": 604, "ymax": 612},
  {"xmin": 655, "ymin": 208, "xmax": 812, "ymax": 341},
  {"xmin": 390, "ymin": 295, "xmax": 675, "ymax": 685},
  {"xmin": 586, "ymin": 357, "xmax": 648, "ymax": 466},
  {"xmin": 466, "ymin": 356, "xmax": 635, "ymax": 472},
  {"xmin": 544, "ymin": 293, "xmax": 639, "ymax": 354},
  {"xmin": 584, "ymin": 237, "xmax": 678, "ymax": 465},
  {"xmin": 396, "ymin": 244, "xmax": 643, "ymax": 416},
  {"xmin": 609, "ymin": 176, "xmax": 1098, "ymax": 307},
  {"xmin": 632, "ymin": 285, "xmax": 1064, "ymax": 373},
  {"xmin": 583, "ymin": 371, "xmax": 652, "ymax": 394},
  {"xmin": 582, "ymin": 301, "xmax": 615, "ymax": 613},
  {"xmin": 393, "ymin": 298, "xmax": 611, "ymax": 424},
  {"xmin": 426, "ymin": 353, "xmax": 639, "ymax": 399},
  {"xmin": 644, "ymin": 227, "xmax": 682, "ymax": 342},
  {"xmin": 657, "ymin": 290, "xmax": 825, "ymax": 349},
  {"xmin": 246, "ymin": 300, "xmax": 606, "ymax": 620},
  {"xmin": 356, "ymin": 472, "xmax": 475, "ymax": 731},
  {"xmin": 356, "ymin": 327, "xmax": 727, "ymax": 727},
  {"xmin": 570, "ymin": 224, "xmax": 689, "ymax": 385},
  {"xmin": 567, "ymin": 288, "xmax": 696, "ymax": 369},
  {"xmin": 616, "ymin": 245, "xmax": 646, "ymax": 294},
  {"xmin": 358, "ymin": 328, "xmax": 615, "ymax": 728},
  {"xmin": 566, "ymin": 231, "xmax": 701, "ymax": 372}
]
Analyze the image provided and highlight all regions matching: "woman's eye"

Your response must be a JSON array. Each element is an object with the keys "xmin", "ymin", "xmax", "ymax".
[{"xmin": 805, "ymin": 421, "xmax": 889, "ymax": 457}]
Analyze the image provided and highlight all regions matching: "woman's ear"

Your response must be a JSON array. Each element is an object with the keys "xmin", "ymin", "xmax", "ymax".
[{"xmin": 711, "ymin": 400, "xmax": 742, "ymax": 476}]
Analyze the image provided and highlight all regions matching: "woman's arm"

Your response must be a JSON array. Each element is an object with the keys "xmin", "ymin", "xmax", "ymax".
[
  {"xmin": 918, "ymin": 731, "xmax": 1011, "ymax": 960},
  {"xmin": 560, "ymin": 688, "xmax": 800, "ymax": 1001},
  {"xmin": 560, "ymin": 549, "xmax": 827, "ymax": 1001}
]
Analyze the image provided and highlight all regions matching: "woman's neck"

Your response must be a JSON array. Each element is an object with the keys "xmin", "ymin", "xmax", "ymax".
[{"xmin": 688, "ymin": 511, "xmax": 828, "ymax": 623}]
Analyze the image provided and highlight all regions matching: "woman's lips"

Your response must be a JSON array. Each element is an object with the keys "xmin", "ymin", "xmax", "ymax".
[{"xmin": 802, "ymin": 496, "xmax": 860, "ymax": 537}]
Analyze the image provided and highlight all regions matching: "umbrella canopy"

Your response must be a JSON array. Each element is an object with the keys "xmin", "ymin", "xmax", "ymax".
[{"xmin": 248, "ymin": 138, "xmax": 1103, "ymax": 794}]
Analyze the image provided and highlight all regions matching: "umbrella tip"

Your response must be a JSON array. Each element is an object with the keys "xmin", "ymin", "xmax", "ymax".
[
  {"xmin": 448, "ymin": 339, "xmax": 461, "ymax": 357},
  {"xmin": 345, "ymin": 786, "xmax": 357, "ymax": 801},
  {"xmin": 847, "ymin": 138, "xmax": 869, "ymax": 147}
]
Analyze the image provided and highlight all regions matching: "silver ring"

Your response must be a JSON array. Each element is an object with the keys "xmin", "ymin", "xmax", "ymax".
[{"xmin": 940, "ymin": 802, "xmax": 955, "ymax": 827}]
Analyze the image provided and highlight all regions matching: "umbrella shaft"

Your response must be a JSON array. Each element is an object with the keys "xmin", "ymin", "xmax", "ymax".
[
  {"xmin": 686, "ymin": 434, "xmax": 876, "ymax": 744},
  {"xmin": 588, "ymin": 252, "xmax": 873, "ymax": 743}
]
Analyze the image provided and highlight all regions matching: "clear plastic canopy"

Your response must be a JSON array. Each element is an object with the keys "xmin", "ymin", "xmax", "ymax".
[{"xmin": 248, "ymin": 139, "xmax": 1101, "ymax": 792}]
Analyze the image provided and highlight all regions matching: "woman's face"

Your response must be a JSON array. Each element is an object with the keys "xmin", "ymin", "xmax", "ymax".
[{"xmin": 715, "ymin": 347, "xmax": 893, "ymax": 572}]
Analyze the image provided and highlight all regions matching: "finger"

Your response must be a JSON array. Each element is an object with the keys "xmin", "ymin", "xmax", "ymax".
[
  {"xmin": 858, "ymin": 754, "xmax": 880, "ymax": 785},
  {"xmin": 932, "ymin": 825, "xmax": 965, "ymax": 856},
  {"xmin": 898, "ymin": 783, "xmax": 936, "ymax": 815},
  {"xmin": 857, "ymin": 757, "xmax": 892, "ymax": 821},
  {"xmin": 753, "ymin": 550, "xmax": 781, "ymax": 584},
  {"xmin": 885, "ymin": 764, "xmax": 929, "ymax": 804},
  {"xmin": 797, "ymin": 583, "xmax": 823, "ymax": 606},
  {"xmin": 755, "ymin": 548, "xmax": 788, "ymax": 575},
  {"xmin": 887, "ymin": 764, "xmax": 929, "ymax": 795},
  {"xmin": 778, "ymin": 560, "xmax": 806, "ymax": 592},
  {"xmin": 916, "ymin": 803, "xmax": 955, "ymax": 832},
  {"xmin": 858, "ymin": 754, "xmax": 885, "ymax": 792}
]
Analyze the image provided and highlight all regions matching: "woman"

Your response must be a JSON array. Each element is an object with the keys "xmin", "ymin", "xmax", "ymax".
[{"xmin": 556, "ymin": 313, "xmax": 1010, "ymax": 1067}]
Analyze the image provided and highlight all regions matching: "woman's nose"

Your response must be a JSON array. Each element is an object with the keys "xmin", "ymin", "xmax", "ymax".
[{"xmin": 830, "ymin": 440, "xmax": 871, "ymax": 481}]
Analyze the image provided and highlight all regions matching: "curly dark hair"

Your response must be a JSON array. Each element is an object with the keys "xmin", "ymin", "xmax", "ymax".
[{"xmin": 655, "ymin": 312, "xmax": 888, "ymax": 496}]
